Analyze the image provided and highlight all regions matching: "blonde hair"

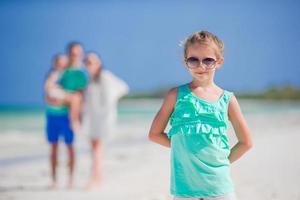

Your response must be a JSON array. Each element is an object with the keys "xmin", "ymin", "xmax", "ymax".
[
  {"xmin": 86, "ymin": 52, "xmax": 102, "ymax": 80},
  {"xmin": 86, "ymin": 52, "xmax": 102, "ymax": 66},
  {"xmin": 54, "ymin": 54, "xmax": 67, "ymax": 62},
  {"xmin": 183, "ymin": 31, "xmax": 224, "ymax": 59},
  {"xmin": 53, "ymin": 54, "xmax": 68, "ymax": 70}
]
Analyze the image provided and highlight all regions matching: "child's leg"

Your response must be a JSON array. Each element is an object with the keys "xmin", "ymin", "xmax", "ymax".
[
  {"xmin": 50, "ymin": 143, "xmax": 58, "ymax": 188},
  {"xmin": 86, "ymin": 138, "xmax": 102, "ymax": 190},
  {"xmin": 66, "ymin": 144, "xmax": 75, "ymax": 188},
  {"xmin": 66, "ymin": 92, "xmax": 82, "ymax": 133}
]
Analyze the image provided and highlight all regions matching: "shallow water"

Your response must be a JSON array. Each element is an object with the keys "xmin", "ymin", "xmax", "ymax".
[{"xmin": 0, "ymin": 99, "xmax": 300, "ymax": 134}]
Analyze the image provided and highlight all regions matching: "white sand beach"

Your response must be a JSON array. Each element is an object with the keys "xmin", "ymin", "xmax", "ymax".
[{"xmin": 0, "ymin": 99, "xmax": 300, "ymax": 200}]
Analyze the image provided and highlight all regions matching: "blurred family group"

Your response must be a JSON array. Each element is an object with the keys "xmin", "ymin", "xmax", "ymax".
[{"xmin": 44, "ymin": 42, "xmax": 129, "ymax": 189}]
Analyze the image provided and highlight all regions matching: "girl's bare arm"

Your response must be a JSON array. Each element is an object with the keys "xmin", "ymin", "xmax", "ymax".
[
  {"xmin": 44, "ymin": 74, "xmax": 63, "ymax": 105},
  {"xmin": 44, "ymin": 73, "xmax": 57, "ymax": 93},
  {"xmin": 148, "ymin": 88, "xmax": 177, "ymax": 148},
  {"xmin": 44, "ymin": 73, "xmax": 69, "ymax": 106},
  {"xmin": 228, "ymin": 95, "xmax": 253, "ymax": 163}
]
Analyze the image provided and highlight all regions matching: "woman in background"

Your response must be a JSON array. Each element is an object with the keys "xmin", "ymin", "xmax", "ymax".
[{"xmin": 82, "ymin": 52, "xmax": 129, "ymax": 190}]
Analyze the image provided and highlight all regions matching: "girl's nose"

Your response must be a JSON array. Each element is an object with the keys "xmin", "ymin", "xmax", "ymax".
[{"xmin": 195, "ymin": 65, "xmax": 207, "ymax": 72}]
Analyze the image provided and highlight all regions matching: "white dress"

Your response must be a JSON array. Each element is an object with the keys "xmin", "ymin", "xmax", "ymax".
[{"xmin": 81, "ymin": 69, "xmax": 129, "ymax": 139}]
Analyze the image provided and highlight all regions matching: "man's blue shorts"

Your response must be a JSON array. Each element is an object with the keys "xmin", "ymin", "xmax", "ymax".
[{"xmin": 46, "ymin": 113, "xmax": 74, "ymax": 145}]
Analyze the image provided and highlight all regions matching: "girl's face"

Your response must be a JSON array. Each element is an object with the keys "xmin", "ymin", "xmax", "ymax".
[
  {"xmin": 55, "ymin": 56, "xmax": 68, "ymax": 71},
  {"xmin": 185, "ymin": 43, "xmax": 223, "ymax": 82}
]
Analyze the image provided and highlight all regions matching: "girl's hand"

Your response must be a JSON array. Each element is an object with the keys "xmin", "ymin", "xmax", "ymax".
[
  {"xmin": 228, "ymin": 95, "xmax": 253, "ymax": 163},
  {"xmin": 148, "ymin": 88, "xmax": 177, "ymax": 148}
]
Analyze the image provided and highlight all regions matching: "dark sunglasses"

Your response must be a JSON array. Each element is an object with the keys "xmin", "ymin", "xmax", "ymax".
[{"xmin": 185, "ymin": 57, "xmax": 216, "ymax": 69}]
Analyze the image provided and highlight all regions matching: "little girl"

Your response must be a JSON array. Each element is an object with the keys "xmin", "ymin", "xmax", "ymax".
[
  {"xmin": 44, "ymin": 54, "xmax": 68, "ymax": 100},
  {"xmin": 148, "ymin": 31, "xmax": 252, "ymax": 200}
]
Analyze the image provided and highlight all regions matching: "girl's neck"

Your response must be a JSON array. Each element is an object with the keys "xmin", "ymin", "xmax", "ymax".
[{"xmin": 190, "ymin": 78, "xmax": 216, "ymax": 90}]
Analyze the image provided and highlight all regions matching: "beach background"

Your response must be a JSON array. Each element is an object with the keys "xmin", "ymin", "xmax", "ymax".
[
  {"xmin": 1, "ymin": 0, "xmax": 300, "ymax": 200},
  {"xmin": 1, "ymin": 99, "xmax": 300, "ymax": 200}
]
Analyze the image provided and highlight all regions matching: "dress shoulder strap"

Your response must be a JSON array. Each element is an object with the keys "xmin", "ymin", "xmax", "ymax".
[
  {"xmin": 222, "ymin": 90, "xmax": 234, "ymax": 104},
  {"xmin": 176, "ymin": 83, "xmax": 190, "ymax": 99}
]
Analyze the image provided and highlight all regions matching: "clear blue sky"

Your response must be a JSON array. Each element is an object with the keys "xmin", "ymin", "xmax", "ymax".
[{"xmin": 0, "ymin": 0, "xmax": 299, "ymax": 105}]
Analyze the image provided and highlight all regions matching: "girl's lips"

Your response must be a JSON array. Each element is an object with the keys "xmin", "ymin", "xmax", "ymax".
[{"xmin": 195, "ymin": 72, "xmax": 207, "ymax": 75}]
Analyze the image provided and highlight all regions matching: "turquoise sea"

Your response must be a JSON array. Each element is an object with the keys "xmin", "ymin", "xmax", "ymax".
[{"xmin": 1, "ymin": 99, "xmax": 300, "ymax": 135}]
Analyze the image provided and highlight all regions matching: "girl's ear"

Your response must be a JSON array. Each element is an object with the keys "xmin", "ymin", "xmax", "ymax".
[
  {"xmin": 217, "ymin": 57, "xmax": 224, "ymax": 65},
  {"xmin": 216, "ymin": 57, "xmax": 224, "ymax": 69}
]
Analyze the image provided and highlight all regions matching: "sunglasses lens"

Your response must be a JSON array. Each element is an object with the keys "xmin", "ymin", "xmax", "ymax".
[
  {"xmin": 186, "ymin": 57, "xmax": 200, "ymax": 68},
  {"xmin": 202, "ymin": 58, "xmax": 216, "ymax": 68}
]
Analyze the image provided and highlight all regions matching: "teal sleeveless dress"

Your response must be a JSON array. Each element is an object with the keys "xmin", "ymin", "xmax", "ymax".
[{"xmin": 167, "ymin": 83, "xmax": 235, "ymax": 197}]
